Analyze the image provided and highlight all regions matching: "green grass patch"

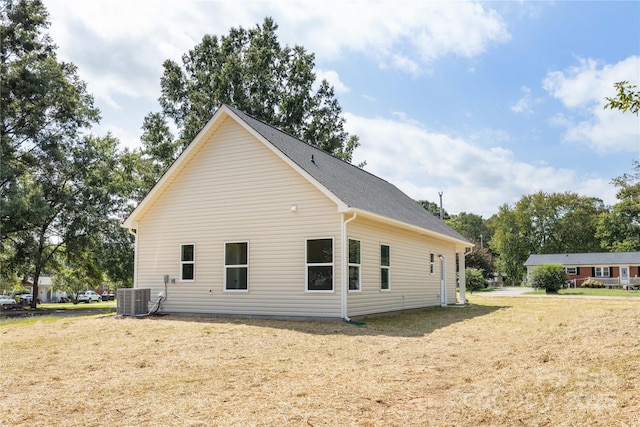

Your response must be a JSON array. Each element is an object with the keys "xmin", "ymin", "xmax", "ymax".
[
  {"xmin": 39, "ymin": 300, "xmax": 117, "ymax": 310},
  {"xmin": 526, "ymin": 287, "xmax": 640, "ymax": 297}
]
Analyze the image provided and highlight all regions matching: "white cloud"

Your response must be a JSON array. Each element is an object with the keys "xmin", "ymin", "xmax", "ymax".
[
  {"xmin": 316, "ymin": 70, "xmax": 350, "ymax": 94},
  {"xmin": 511, "ymin": 86, "xmax": 539, "ymax": 115},
  {"xmin": 347, "ymin": 113, "xmax": 616, "ymax": 216},
  {"xmin": 543, "ymin": 56, "xmax": 640, "ymax": 153},
  {"xmin": 46, "ymin": 0, "xmax": 509, "ymax": 108}
]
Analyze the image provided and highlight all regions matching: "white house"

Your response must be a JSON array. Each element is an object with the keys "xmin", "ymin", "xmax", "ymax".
[{"xmin": 123, "ymin": 105, "xmax": 472, "ymax": 319}]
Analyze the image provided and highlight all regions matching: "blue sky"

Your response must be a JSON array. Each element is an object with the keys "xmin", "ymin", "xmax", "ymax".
[{"xmin": 45, "ymin": 0, "xmax": 639, "ymax": 216}]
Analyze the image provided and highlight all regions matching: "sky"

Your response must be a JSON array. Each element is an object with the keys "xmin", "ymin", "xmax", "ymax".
[{"xmin": 44, "ymin": 0, "xmax": 639, "ymax": 217}]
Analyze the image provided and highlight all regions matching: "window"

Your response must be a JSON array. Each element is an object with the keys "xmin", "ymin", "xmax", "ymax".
[
  {"xmin": 380, "ymin": 244, "xmax": 390, "ymax": 290},
  {"xmin": 595, "ymin": 267, "xmax": 610, "ymax": 277},
  {"xmin": 180, "ymin": 244, "xmax": 195, "ymax": 281},
  {"xmin": 348, "ymin": 239, "xmax": 361, "ymax": 291},
  {"xmin": 430, "ymin": 253, "xmax": 435, "ymax": 274},
  {"xmin": 225, "ymin": 242, "xmax": 248, "ymax": 290},
  {"xmin": 566, "ymin": 267, "xmax": 578, "ymax": 275},
  {"xmin": 306, "ymin": 238, "xmax": 333, "ymax": 291}
]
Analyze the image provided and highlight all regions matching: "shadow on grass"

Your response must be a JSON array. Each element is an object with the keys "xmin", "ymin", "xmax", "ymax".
[{"xmin": 145, "ymin": 302, "xmax": 508, "ymax": 338}]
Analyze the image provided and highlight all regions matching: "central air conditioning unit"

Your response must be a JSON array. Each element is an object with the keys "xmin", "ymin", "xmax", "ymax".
[{"xmin": 116, "ymin": 288, "xmax": 151, "ymax": 316}]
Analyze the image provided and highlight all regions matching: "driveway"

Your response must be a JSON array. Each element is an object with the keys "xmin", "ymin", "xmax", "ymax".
[{"xmin": 481, "ymin": 287, "xmax": 534, "ymax": 296}]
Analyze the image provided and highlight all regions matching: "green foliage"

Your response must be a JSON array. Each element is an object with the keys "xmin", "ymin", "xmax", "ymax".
[
  {"xmin": 596, "ymin": 161, "xmax": 640, "ymax": 251},
  {"xmin": 582, "ymin": 279, "xmax": 604, "ymax": 289},
  {"xmin": 446, "ymin": 212, "xmax": 493, "ymax": 244},
  {"xmin": 489, "ymin": 204, "xmax": 529, "ymax": 286},
  {"xmin": 465, "ymin": 243, "xmax": 496, "ymax": 279},
  {"xmin": 490, "ymin": 192, "xmax": 606, "ymax": 285},
  {"xmin": 417, "ymin": 200, "xmax": 450, "ymax": 220},
  {"xmin": 465, "ymin": 267, "xmax": 488, "ymax": 293},
  {"xmin": 528, "ymin": 264, "xmax": 567, "ymax": 293},
  {"xmin": 138, "ymin": 17, "xmax": 360, "ymax": 190},
  {"xmin": 1, "ymin": 1, "xmax": 133, "ymax": 305},
  {"xmin": 604, "ymin": 81, "xmax": 640, "ymax": 116}
]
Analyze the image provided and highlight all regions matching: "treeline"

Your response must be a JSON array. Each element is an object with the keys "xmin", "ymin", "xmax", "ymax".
[{"xmin": 421, "ymin": 166, "xmax": 640, "ymax": 285}]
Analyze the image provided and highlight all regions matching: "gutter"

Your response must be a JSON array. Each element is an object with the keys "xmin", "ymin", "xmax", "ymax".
[{"xmin": 341, "ymin": 211, "xmax": 358, "ymax": 321}]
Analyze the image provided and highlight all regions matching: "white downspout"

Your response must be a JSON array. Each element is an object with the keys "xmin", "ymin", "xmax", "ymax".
[
  {"xmin": 127, "ymin": 224, "xmax": 138, "ymax": 288},
  {"xmin": 341, "ymin": 212, "xmax": 357, "ymax": 320}
]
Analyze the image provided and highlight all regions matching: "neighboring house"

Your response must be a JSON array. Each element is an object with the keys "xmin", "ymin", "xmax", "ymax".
[
  {"xmin": 25, "ymin": 276, "xmax": 68, "ymax": 302},
  {"xmin": 525, "ymin": 252, "xmax": 640, "ymax": 287},
  {"xmin": 123, "ymin": 105, "xmax": 472, "ymax": 319}
]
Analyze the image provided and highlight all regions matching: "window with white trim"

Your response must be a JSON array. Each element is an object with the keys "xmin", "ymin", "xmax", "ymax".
[
  {"xmin": 225, "ymin": 242, "xmax": 248, "ymax": 290},
  {"xmin": 180, "ymin": 244, "xmax": 195, "ymax": 281},
  {"xmin": 566, "ymin": 267, "xmax": 578, "ymax": 275},
  {"xmin": 348, "ymin": 239, "xmax": 361, "ymax": 291},
  {"xmin": 306, "ymin": 238, "xmax": 333, "ymax": 291},
  {"xmin": 595, "ymin": 267, "xmax": 610, "ymax": 277},
  {"xmin": 429, "ymin": 253, "xmax": 435, "ymax": 275},
  {"xmin": 380, "ymin": 244, "xmax": 390, "ymax": 290}
]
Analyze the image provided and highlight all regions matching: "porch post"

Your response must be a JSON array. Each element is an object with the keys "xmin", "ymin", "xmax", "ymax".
[{"xmin": 459, "ymin": 250, "xmax": 466, "ymax": 304}]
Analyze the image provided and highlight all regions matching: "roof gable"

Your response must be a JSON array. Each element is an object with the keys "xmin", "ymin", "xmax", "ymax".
[{"xmin": 124, "ymin": 105, "xmax": 470, "ymax": 246}]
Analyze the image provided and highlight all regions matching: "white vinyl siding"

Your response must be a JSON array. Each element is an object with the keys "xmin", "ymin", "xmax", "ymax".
[
  {"xmin": 345, "ymin": 216, "xmax": 458, "ymax": 316},
  {"xmin": 134, "ymin": 117, "xmax": 342, "ymax": 318}
]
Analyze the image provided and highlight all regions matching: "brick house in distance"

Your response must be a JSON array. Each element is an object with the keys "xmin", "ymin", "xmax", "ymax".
[{"xmin": 525, "ymin": 252, "xmax": 640, "ymax": 288}]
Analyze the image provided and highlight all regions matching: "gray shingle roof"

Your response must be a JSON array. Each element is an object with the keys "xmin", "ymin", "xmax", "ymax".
[
  {"xmin": 525, "ymin": 252, "xmax": 640, "ymax": 266},
  {"xmin": 227, "ymin": 105, "xmax": 469, "ymax": 244}
]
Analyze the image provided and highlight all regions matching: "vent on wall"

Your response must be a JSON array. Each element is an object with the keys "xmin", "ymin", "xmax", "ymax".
[{"xmin": 116, "ymin": 288, "xmax": 151, "ymax": 316}]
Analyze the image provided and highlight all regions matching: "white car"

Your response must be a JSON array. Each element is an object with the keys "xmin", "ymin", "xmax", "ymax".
[
  {"xmin": 0, "ymin": 295, "xmax": 17, "ymax": 306},
  {"xmin": 77, "ymin": 291, "xmax": 102, "ymax": 303}
]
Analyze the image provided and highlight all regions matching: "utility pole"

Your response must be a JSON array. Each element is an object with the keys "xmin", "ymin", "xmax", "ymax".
[{"xmin": 438, "ymin": 191, "xmax": 443, "ymax": 220}]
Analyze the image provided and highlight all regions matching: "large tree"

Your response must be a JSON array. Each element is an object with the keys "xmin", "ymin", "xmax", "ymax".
[
  {"xmin": 1, "ymin": 0, "xmax": 130, "ymax": 305},
  {"xmin": 490, "ymin": 192, "xmax": 606, "ymax": 285},
  {"xmin": 140, "ymin": 17, "xmax": 360, "ymax": 186},
  {"xmin": 596, "ymin": 161, "xmax": 640, "ymax": 251}
]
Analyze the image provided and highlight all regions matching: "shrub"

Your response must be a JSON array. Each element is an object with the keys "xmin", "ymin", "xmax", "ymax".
[
  {"xmin": 466, "ymin": 267, "xmax": 488, "ymax": 293},
  {"xmin": 529, "ymin": 263, "xmax": 567, "ymax": 294},
  {"xmin": 582, "ymin": 279, "xmax": 604, "ymax": 288}
]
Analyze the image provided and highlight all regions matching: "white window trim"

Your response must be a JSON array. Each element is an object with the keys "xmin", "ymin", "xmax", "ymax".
[
  {"xmin": 429, "ymin": 252, "xmax": 435, "ymax": 275},
  {"xmin": 595, "ymin": 266, "xmax": 610, "ymax": 277},
  {"xmin": 566, "ymin": 267, "xmax": 578, "ymax": 275},
  {"xmin": 348, "ymin": 238, "xmax": 361, "ymax": 292},
  {"xmin": 380, "ymin": 243, "xmax": 390, "ymax": 291},
  {"xmin": 180, "ymin": 243, "xmax": 195, "ymax": 282},
  {"xmin": 224, "ymin": 241, "xmax": 249, "ymax": 292},
  {"xmin": 305, "ymin": 237, "xmax": 334, "ymax": 293}
]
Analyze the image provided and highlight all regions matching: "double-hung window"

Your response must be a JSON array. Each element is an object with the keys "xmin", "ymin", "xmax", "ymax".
[
  {"xmin": 595, "ymin": 267, "xmax": 610, "ymax": 277},
  {"xmin": 566, "ymin": 267, "xmax": 578, "ymax": 275},
  {"xmin": 429, "ymin": 253, "xmax": 435, "ymax": 275},
  {"xmin": 380, "ymin": 244, "xmax": 390, "ymax": 290},
  {"xmin": 180, "ymin": 244, "xmax": 195, "ymax": 281},
  {"xmin": 225, "ymin": 242, "xmax": 248, "ymax": 291},
  {"xmin": 348, "ymin": 239, "xmax": 361, "ymax": 291},
  {"xmin": 306, "ymin": 238, "xmax": 333, "ymax": 291}
]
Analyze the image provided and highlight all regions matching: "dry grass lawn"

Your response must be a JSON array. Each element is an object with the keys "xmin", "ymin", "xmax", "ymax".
[{"xmin": 1, "ymin": 296, "xmax": 639, "ymax": 426}]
